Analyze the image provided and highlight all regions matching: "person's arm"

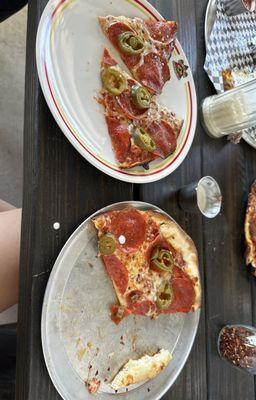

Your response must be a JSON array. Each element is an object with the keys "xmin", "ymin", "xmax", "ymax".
[
  {"xmin": 0, "ymin": 199, "xmax": 16, "ymax": 212},
  {"xmin": 0, "ymin": 208, "xmax": 21, "ymax": 312}
]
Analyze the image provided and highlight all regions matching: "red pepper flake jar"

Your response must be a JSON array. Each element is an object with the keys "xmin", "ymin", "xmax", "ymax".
[{"xmin": 218, "ymin": 325, "xmax": 256, "ymax": 373}]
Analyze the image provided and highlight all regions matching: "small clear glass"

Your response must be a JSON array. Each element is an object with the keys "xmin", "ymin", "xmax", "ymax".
[
  {"xmin": 201, "ymin": 79, "xmax": 256, "ymax": 139},
  {"xmin": 178, "ymin": 176, "xmax": 222, "ymax": 218},
  {"xmin": 218, "ymin": 325, "xmax": 256, "ymax": 374},
  {"xmin": 224, "ymin": 0, "xmax": 256, "ymax": 16}
]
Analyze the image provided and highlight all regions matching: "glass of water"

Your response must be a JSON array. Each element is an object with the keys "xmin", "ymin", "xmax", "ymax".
[
  {"xmin": 201, "ymin": 79, "xmax": 256, "ymax": 139},
  {"xmin": 178, "ymin": 176, "xmax": 222, "ymax": 218}
]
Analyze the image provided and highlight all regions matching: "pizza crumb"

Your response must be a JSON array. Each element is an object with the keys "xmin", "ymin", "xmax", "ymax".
[
  {"xmin": 108, "ymin": 352, "xmax": 115, "ymax": 358},
  {"xmin": 86, "ymin": 378, "xmax": 101, "ymax": 394}
]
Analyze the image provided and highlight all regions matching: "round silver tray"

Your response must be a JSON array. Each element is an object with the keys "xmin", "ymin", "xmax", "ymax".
[
  {"xmin": 41, "ymin": 201, "xmax": 200, "ymax": 400},
  {"xmin": 204, "ymin": 0, "xmax": 256, "ymax": 149}
]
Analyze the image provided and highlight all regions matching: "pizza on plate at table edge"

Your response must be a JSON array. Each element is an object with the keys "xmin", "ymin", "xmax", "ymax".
[
  {"xmin": 97, "ymin": 15, "xmax": 185, "ymax": 171},
  {"xmin": 91, "ymin": 206, "xmax": 201, "ymax": 391}
]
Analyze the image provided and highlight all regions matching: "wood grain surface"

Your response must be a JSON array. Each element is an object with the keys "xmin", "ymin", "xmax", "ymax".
[{"xmin": 15, "ymin": 0, "xmax": 256, "ymax": 399}]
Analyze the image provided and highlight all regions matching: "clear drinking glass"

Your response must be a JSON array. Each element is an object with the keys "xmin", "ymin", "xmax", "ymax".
[{"xmin": 201, "ymin": 79, "xmax": 256, "ymax": 138}]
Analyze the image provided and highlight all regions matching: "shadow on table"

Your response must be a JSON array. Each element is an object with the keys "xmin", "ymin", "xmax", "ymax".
[{"xmin": 0, "ymin": 324, "xmax": 16, "ymax": 400}]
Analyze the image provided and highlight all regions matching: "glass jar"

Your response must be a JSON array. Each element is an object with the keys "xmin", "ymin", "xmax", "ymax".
[
  {"xmin": 201, "ymin": 79, "xmax": 256, "ymax": 138},
  {"xmin": 218, "ymin": 325, "xmax": 256, "ymax": 374}
]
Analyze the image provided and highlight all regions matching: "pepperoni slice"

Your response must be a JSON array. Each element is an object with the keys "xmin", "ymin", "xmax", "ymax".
[
  {"xmin": 145, "ymin": 20, "xmax": 177, "ymax": 44},
  {"xmin": 105, "ymin": 114, "xmax": 156, "ymax": 168},
  {"xmin": 120, "ymin": 144, "xmax": 157, "ymax": 169},
  {"xmin": 163, "ymin": 266, "xmax": 196, "ymax": 314},
  {"xmin": 105, "ymin": 116, "xmax": 131, "ymax": 163},
  {"xmin": 135, "ymin": 52, "xmax": 170, "ymax": 94},
  {"xmin": 103, "ymin": 92, "xmax": 120, "ymax": 116},
  {"xmin": 104, "ymin": 81, "xmax": 148, "ymax": 120},
  {"xmin": 109, "ymin": 208, "xmax": 147, "ymax": 251},
  {"xmin": 107, "ymin": 22, "xmax": 141, "ymax": 69},
  {"xmin": 122, "ymin": 53, "xmax": 141, "ymax": 70},
  {"xmin": 110, "ymin": 304, "xmax": 131, "ymax": 325},
  {"xmin": 102, "ymin": 255, "xmax": 129, "ymax": 294},
  {"xmin": 116, "ymin": 80, "xmax": 149, "ymax": 120},
  {"xmin": 107, "ymin": 21, "xmax": 133, "ymax": 48},
  {"xmin": 147, "ymin": 120, "xmax": 177, "ymax": 158},
  {"xmin": 102, "ymin": 48, "xmax": 117, "ymax": 67},
  {"xmin": 132, "ymin": 300, "xmax": 155, "ymax": 315},
  {"xmin": 146, "ymin": 235, "xmax": 171, "ymax": 257}
]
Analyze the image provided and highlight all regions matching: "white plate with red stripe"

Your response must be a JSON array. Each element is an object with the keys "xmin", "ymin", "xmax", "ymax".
[{"xmin": 36, "ymin": 0, "xmax": 197, "ymax": 183}]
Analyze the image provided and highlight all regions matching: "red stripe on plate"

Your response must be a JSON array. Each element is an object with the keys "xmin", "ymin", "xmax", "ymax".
[
  {"xmin": 51, "ymin": 0, "xmax": 66, "ymax": 18},
  {"xmin": 134, "ymin": 0, "xmax": 159, "ymax": 20}
]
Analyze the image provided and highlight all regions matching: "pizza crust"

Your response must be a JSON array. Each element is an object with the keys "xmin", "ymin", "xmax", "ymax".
[
  {"xmin": 222, "ymin": 68, "xmax": 256, "ymax": 91},
  {"xmin": 147, "ymin": 211, "xmax": 201, "ymax": 311},
  {"xmin": 111, "ymin": 349, "xmax": 172, "ymax": 390},
  {"xmin": 245, "ymin": 181, "xmax": 256, "ymax": 275}
]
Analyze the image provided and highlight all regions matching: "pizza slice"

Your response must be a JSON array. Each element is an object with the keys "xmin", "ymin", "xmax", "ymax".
[
  {"xmin": 245, "ymin": 181, "xmax": 256, "ymax": 275},
  {"xmin": 92, "ymin": 207, "xmax": 201, "ymax": 324},
  {"xmin": 99, "ymin": 16, "xmax": 178, "ymax": 94},
  {"xmin": 111, "ymin": 349, "xmax": 172, "ymax": 390},
  {"xmin": 99, "ymin": 48, "xmax": 183, "ymax": 169}
]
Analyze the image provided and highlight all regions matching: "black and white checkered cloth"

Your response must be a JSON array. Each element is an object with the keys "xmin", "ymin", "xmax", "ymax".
[
  {"xmin": 204, "ymin": 0, "xmax": 256, "ymax": 144},
  {"xmin": 204, "ymin": 0, "xmax": 256, "ymax": 93}
]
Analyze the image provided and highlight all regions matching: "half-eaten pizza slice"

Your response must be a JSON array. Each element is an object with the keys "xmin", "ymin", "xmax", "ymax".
[
  {"xmin": 99, "ymin": 48, "xmax": 183, "ymax": 169},
  {"xmin": 99, "ymin": 16, "xmax": 177, "ymax": 94},
  {"xmin": 92, "ymin": 207, "xmax": 201, "ymax": 324}
]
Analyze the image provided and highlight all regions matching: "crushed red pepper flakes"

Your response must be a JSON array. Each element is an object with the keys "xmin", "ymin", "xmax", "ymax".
[{"xmin": 219, "ymin": 326, "xmax": 256, "ymax": 370}]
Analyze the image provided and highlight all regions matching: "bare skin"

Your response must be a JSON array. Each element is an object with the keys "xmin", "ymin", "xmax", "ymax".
[{"xmin": 0, "ymin": 200, "xmax": 21, "ymax": 313}]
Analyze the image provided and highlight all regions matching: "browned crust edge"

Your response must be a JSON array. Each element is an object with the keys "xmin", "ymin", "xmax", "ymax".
[{"xmin": 245, "ymin": 181, "xmax": 256, "ymax": 276}]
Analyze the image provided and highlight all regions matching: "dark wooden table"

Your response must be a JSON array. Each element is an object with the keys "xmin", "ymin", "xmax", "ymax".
[{"xmin": 15, "ymin": 0, "xmax": 256, "ymax": 399}]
